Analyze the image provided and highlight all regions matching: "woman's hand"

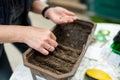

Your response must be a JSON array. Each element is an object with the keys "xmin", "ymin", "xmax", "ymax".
[
  {"xmin": 23, "ymin": 27, "xmax": 58, "ymax": 55},
  {"xmin": 31, "ymin": 1, "xmax": 77, "ymax": 24},
  {"xmin": 0, "ymin": 25, "xmax": 57, "ymax": 55},
  {"xmin": 45, "ymin": 7, "xmax": 78, "ymax": 24}
]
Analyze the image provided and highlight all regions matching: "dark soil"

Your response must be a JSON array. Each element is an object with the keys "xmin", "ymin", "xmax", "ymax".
[{"xmin": 28, "ymin": 20, "xmax": 93, "ymax": 75}]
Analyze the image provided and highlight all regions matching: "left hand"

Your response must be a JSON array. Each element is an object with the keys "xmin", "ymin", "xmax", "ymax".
[{"xmin": 45, "ymin": 7, "xmax": 78, "ymax": 24}]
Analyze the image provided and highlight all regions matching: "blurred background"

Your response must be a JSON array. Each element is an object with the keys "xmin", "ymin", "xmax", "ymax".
[
  {"xmin": 47, "ymin": 0, "xmax": 120, "ymax": 23},
  {"xmin": 5, "ymin": 0, "xmax": 120, "ymax": 72}
]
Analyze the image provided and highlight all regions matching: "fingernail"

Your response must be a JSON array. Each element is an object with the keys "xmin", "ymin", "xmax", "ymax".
[
  {"xmin": 56, "ymin": 43, "xmax": 58, "ymax": 47},
  {"xmin": 44, "ymin": 52, "xmax": 49, "ymax": 55}
]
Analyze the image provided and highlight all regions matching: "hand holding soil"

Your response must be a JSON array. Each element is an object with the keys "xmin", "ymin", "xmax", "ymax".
[
  {"xmin": 27, "ymin": 20, "xmax": 95, "ymax": 75},
  {"xmin": 23, "ymin": 27, "xmax": 58, "ymax": 55},
  {"xmin": 45, "ymin": 7, "xmax": 78, "ymax": 24}
]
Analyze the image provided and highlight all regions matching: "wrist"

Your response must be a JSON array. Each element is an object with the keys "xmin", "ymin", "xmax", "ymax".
[
  {"xmin": 41, "ymin": 5, "xmax": 52, "ymax": 19},
  {"xmin": 14, "ymin": 26, "xmax": 29, "ymax": 43},
  {"xmin": 21, "ymin": 27, "xmax": 32, "ymax": 44}
]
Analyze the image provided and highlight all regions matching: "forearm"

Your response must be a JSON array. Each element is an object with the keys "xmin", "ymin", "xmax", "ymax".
[
  {"xmin": 31, "ymin": 0, "xmax": 48, "ymax": 14},
  {"xmin": 0, "ymin": 25, "xmax": 27, "ymax": 43}
]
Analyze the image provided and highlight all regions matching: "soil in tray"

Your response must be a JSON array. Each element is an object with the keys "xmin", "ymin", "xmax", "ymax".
[{"xmin": 28, "ymin": 20, "xmax": 93, "ymax": 75}]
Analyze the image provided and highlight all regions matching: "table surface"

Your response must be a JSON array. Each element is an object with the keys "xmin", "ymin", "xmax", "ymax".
[{"xmin": 10, "ymin": 23, "xmax": 120, "ymax": 80}]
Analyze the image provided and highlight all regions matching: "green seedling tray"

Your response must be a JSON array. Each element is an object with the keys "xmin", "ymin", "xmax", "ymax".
[{"xmin": 110, "ymin": 43, "xmax": 120, "ymax": 55}]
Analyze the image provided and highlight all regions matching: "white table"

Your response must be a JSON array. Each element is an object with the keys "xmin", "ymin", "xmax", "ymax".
[{"xmin": 10, "ymin": 23, "xmax": 120, "ymax": 80}]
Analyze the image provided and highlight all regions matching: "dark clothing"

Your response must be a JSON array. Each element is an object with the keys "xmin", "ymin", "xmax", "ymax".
[
  {"xmin": 0, "ymin": 44, "xmax": 3, "ymax": 58},
  {"xmin": 0, "ymin": 0, "xmax": 33, "ymax": 25},
  {"xmin": 9, "ymin": 0, "xmax": 25, "ymax": 25},
  {"xmin": 0, "ymin": 0, "xmax": 34, "ymax": 79},
  {"xmin": 9, "ymin": 0, "xmax": 32, "ymax": 53},
  {"xmin": 12, "ymin": 43, "xmax": 30, "ymax": 53},
  {"xmin": 0, "ymin": 0, "xmax": 34, "ymax": 57},
  {"xmin": 0, "ymin": 48, "xmax": 13, "ymax": 80}
]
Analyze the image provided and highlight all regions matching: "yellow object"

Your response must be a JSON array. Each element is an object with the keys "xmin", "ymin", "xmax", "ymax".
[{"xmin": 85, "ymin": 68, "xmax": 112, "ymax": 80}]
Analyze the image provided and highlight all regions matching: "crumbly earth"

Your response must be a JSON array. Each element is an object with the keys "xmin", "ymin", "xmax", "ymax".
[{"xmin": 28, "ymin": 20, "xmax": 93, "ymax": 75}]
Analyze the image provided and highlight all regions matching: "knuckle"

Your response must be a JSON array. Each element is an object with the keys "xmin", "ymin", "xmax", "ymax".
[
  {"xmin": 52, "ymin": 47, "xmax": 55, "ymax": 51},
  {"xmin": 41, "ymin": 50, "xmax": 49, "ymax": 55},
  {"xmin": 43, "ymin": 37, "xmax": 49, "ymax": 42},
  {"xmin": 50, "ymin": 47, "xmax": 55, "ymax": 51},
  {"xmin": 36, "ymin": 46, "xmax": 49, "ymax": 55},
  {"xmin": 46, "ymin": 30, "xmax": 51, "ymax": 35},
  {"xmin": 40, "ymin": 42, "xmax": 45, "ymax": 46},
  {"xmin": 52, "ymin": 41, "xmax": 58, "ymax": 47},
  {"xmin": 35, "ymin": 45, "xmax": 40, "ymax": 50},
  {"xmin": 34, "ymin": 44, "xmax": 42, "ymax": 50},
  {"xmin": 55, "ymin": 43, "xmax": 58, "ymax": 47}
]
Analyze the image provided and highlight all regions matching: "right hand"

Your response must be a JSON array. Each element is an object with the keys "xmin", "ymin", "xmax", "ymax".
[{"xmin": 23, "ymin": 27, "xmax": 58, "ymax": 55}]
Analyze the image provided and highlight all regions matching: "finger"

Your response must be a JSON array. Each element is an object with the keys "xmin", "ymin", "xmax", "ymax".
[
  {"xmin": 55, "ymin": 16, "xmax": 75, "ymax": 24},
  {"xmin": 63, "ymin": 9, "xmax": 78, "ymax": 21},
  {"xmin": 65, "ymin": 16, "xmax": 78, "ymax": 22},
  {"xmin": 59, "ymin": 16, "xmax": 74, "ymax": 23},
  {"xmin": 67, "ymin": 17, "xmax": 74, "ymax": 22},
  {"xmin": 37, "ymin": 48, "xmax": 49, "ymax": 55},
  {"xmin": 63, "ymin": 9, "xmax": 75, "ymax": 16},
  {"xmin": 48, "ymin": 46, "xmax": 55, "ymax": 52},
  {"xmin": 44, "ymin": 43, "xmax": 55, "ymax": 52},
  {"xmin": 72, "ymin": 16, "xmax": 78, "ymax": 20},
  {"xmin": 57, "ymin": 16, "xmax": 69, "ymax": 23},
  {"xmin": 50, "ymin": 32, "xmax": 57, "ymax": 40},
  {"xmin": 48, "ymin": 39, "xmax": 58, "ymax": 47}
]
